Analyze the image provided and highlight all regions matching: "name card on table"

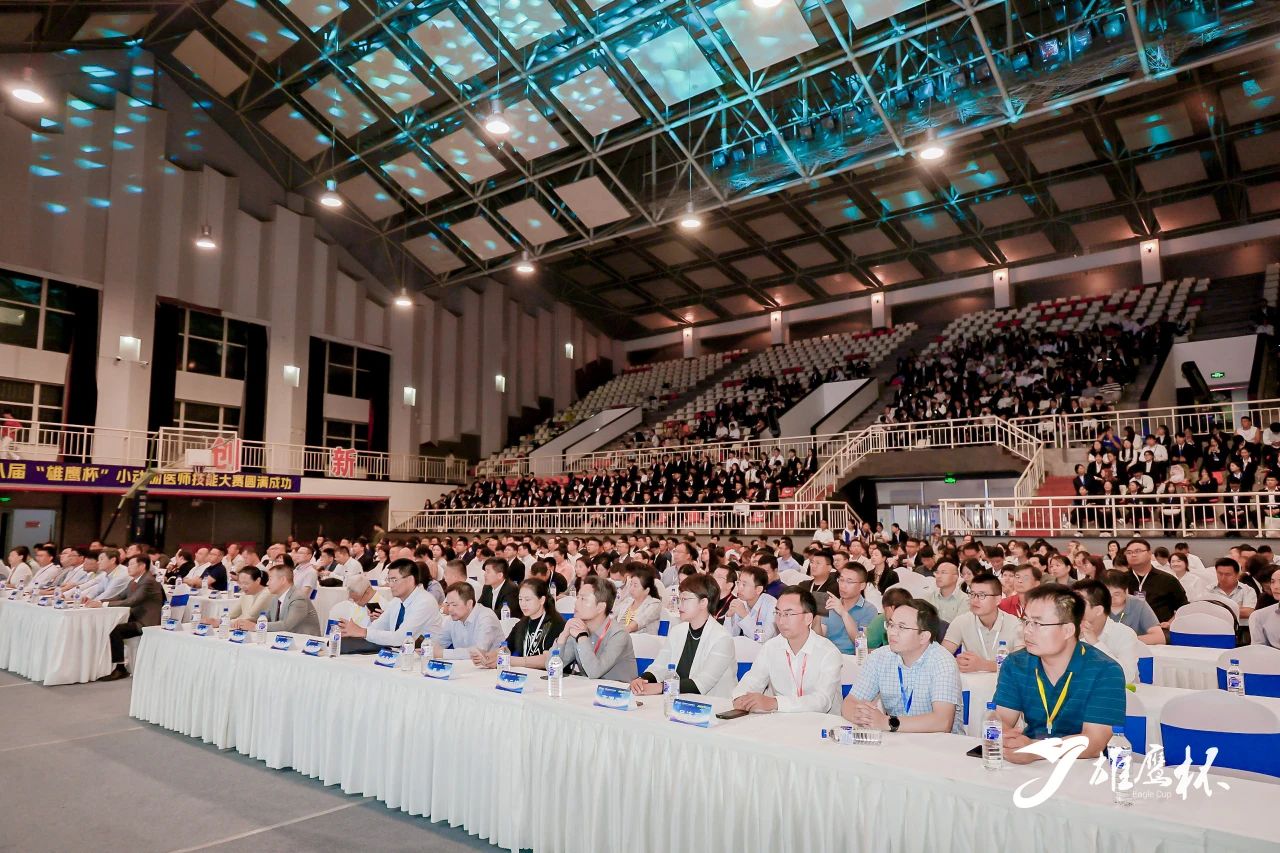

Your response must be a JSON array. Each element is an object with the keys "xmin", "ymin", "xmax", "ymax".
[
  {"xmin": 6, "ymin": 590, "xmax": 17, "ymax": 600},
  {"xmin": 193, "ymin": 622, "xmax": 211, "ymax": 637},
  {"xmin": 425, "ymin": 659, "xmax": 454, "ymax": 680},
  {"xmin": 593, "ymin": 684, "xmax": 634, "ymax": 711},
  {"xmin": 669, "ymin": 698, "xmax": 713, "ymax": 728},
  {"xmin": 301, "ymin": 639, "xmax": 325, "ymax": 656},
  {"xmin": 496, "ymin": 670, "xmax": 528, "ymax": 693},
  {"xmin": 36, "ymin": 596, "xmax": 50, "ymax": 607},
  {"xmin": 374, "ymin": 649, "xmax": 398, "ymax": 668},
  {"xmin": 271, "ymin": 634, "xmax": 293, "ymax": 651},
  {"xmin": 53, "ymin": 598, "xmax": 66, "ymax": 609},
  {"xmin": 228, "ymin": 629, "xmax": 248, "ymax": 644}
]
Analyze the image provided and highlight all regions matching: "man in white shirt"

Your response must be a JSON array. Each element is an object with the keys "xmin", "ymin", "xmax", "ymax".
[
  {"xmin": 925, "ymin": 561, "xmax": 970, "ymax": 624},
  {"xmin": 775, "ymin": 537, "xmax": 803, "ymax": 575},
  {"xmin": 5, "ymin": 546, "xmax": 32, "ymax": 588},
  {"xmin": 28, "ymin": 545, "xmax": 61, "ymax": 589},
  {"xmin": 292, "ymin": 545, "xmax": 319, "ymax": 598},
  {"xmin": 83, "ymin": 549, "xmax": 130, "ymax": 601},
  {"xmin": 1209, "ymin": 557, "xmax": 1256, "ymax": 619},
  {"xmin": 1074, "ymin": 579, "xmax": 1142, "ymax": 684},
  {"xmin": 327, "ymin": 575, "xmax": 384, "ymax": 627},
  {"xmin": 332, "ymin": 545, "xmax": 363, "ymax": 583},
  {"xmin": 337, "ymin": 559, "xmax": 442, "ymax": 652},
  {"xmin": 434, "ymin": 582, "xmax": 505, "ymax": 660},
  {"xmin": 732, "ymin": 587, "xmax": 842, "ymax": 714},
  {"xmin": 662, "ymin": 541, "xmax": 697, "ymax": 588},
  {"xmin": 184, "ymin": 547, "xmax": 211, "ymax": 586},
  {"xmin": 942, "ymin": 572, "xmax": 1023, "ymax": 672},
  {"xmin": 223, "ymin": 543, "xmax": 246, "ymax": 573},
  {"xmin": 725, "ymin": 566, "xmax": 777, "ymax": 641},
  {"xmin": 811, "ymin": 519, "xmax": 835, "ymax": 545},
  {"xmin": 55, "ymin": 548, "xmax": 92, "ymax": 590}
]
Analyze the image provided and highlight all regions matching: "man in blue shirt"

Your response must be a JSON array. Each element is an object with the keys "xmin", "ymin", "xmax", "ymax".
[
  {"xmin": 820, "ymin": 564, "xmax": 879, "ymax": 653},
  {"xmin": 993, "ymin": 583, "xmax": 1126, "ymax": 765}
]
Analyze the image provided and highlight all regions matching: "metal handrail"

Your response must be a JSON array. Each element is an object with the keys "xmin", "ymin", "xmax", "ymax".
[{"xmin": 1008, "ymin": 397, "xmax": 1280, "ymax": 450}]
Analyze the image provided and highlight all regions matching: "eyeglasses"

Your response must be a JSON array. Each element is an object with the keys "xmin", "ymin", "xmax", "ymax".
[
  {"xmin": 775, "ymin": 610, "xmax": 809, "ymax": 619},
  {"xmin": 886, "ymin": 622, "xmax": 926, "ymax": 633},
  {"xmin": 1124, "ymin": 547, "xmax": 1149, "ymax": 555},
  {"xmin": 970, "ymin": 592, "xmax": 999, "ymax": 601},
  {"xmin": 1019, "ymin": 618, "xmax": 1069, "ymax": 631},
  {"xmin": 677, "ymin": 595, "xmax": 701, "ymax": 605}
]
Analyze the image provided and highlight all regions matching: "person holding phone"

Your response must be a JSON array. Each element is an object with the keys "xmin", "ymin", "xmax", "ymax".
[{"xmin": 731, "ymin": 587, "xmax": 842, "ymax": 714}]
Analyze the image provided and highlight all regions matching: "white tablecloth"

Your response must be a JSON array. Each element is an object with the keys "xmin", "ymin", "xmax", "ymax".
[
  {"xmin": 0, "ymin": 598, "xmax": 128, "ymax": 685},
  {"xmin": 1140, "ymin": 645, "xmax": 1222, "ymax": 690},
  {"xmin": 131, "ymin": 628, "xmax": 1274, "ymax": 853}
]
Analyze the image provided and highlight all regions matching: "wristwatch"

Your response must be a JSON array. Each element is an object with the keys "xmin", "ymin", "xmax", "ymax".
[
  {"xmin": 576, "ymin": 631, "xmax": 590, "ymax": 642},
  {"xmin": 888, "ymin": 715, "xmax": 901, "ymax": 733}
]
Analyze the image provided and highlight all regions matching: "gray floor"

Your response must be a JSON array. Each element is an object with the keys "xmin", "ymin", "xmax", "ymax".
[{"xmin": 0, "ymin": 669, "xmax": 507, "ymax": 853}]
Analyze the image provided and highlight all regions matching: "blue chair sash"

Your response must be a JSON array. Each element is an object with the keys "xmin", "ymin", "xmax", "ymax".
[
  {"xmin": 1159, "ymin": 724, "xmax": 1280, "ymax": 778},
  {"xmin": 1215, "ymin": 668, "xmax": 1280, "ymax": 698},
  {"xmin": 1169, "ymin": 631, "xmax": 1235, "ymax": 648}
]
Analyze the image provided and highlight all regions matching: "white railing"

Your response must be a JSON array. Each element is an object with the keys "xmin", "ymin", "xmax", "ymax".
[
  {"xmin": 0, "ymin": 418, "xmax": 469, "ymax": 484},
  {"xmin": 1009, "ymin": 398, "xmax": 1280, "ymax": 450},
  {"xmin": 939, "ymin": 491, "xmax": 1280, "ymax": 538},
  {"xmin": 391, "ymin": 500, "xmax": 857, "ymax": 535}
]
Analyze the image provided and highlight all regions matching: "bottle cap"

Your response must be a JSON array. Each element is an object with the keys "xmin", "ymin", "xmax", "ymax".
[
  {"xmin": 986, "ymin": 701, "xmax": 996, "ymax": 710},
  {"xmin": 1113, "ymin": 726, "xmax": 1124, "ymax": 736},
  {"xmin": 1230, "ymin": 659, "xmax": 1240, "ymax": 665}
]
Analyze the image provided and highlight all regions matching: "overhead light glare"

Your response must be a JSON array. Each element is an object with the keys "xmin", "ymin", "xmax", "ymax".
[
  {"xmin": 318, "ymin": 178, "xmax": 343, "ymax": 209},
  {"xmin": 515, "ymin": 251, "xmax": 535, "ymax": 274},
  {"xmin": 394, "ymin": 288, "xmax": 413, "ymax": 308},
  {"xmin": 194, "ymin": 224, "xmax": 217, "ymax": 250},
  {"xmin": 678, "ymin": 203, "xmax": 702, "ymax": 231},
  {"xmin": 484, "ymin": 102, "xmax": 510, "ymax": 136},
  {"xmin": 752, "ymin": 0, "xmax": 782, "ymax": 7},
  {"xmin": 10, "ymin": 68, "xmax": 44, "ymax": 104}
]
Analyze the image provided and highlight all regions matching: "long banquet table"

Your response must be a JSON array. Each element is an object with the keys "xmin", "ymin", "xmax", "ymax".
[
  {"xmin": 0, "ymin": 596, "xmax": 128, "ymax": 685},
  {"xmin": 130, "ymin": 626, "xmax": 1273, "ymax": 853}
]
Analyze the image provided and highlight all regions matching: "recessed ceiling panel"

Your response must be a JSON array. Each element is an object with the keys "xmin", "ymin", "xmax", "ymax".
[
  {"xmin": 1024, "ymin": 131, "xmax": 1097, "ymax": 173},
  {"xmin": 337, "ymin": 173, "xmax": 403, "ymax": 221},
  {"xmin": 645, "ymin": 240, "xmax": 699, "ymax": 266},
  {"xmin": 1071, "ymin": 216, "xmax": 1135, "ymax": 247},
  {"xmin": 601, "ymin": 288, "xmax": 646, "ymax": 308},
  {"xmin": 715, "ymin": 0, "xmax": 819, "ymax": 72},
  {"xmin": 1115, "ymin": 103, "xmax": 1194, "ymax": 151},
  {"xmin": 946, "ymin": 155, "xmax": 1009, "ymax": 195},
  {"xmin": 840, "ymin": 228, "xmax": 896, "ymax": 256},
  {"xmin": 450, "ymin": 216, "xmax": 515, "ymax": 260},
  {"xmin": 301, "ymin": 73, "xmax": 378, "ymax": 137},
  {"xmin": 767, "ymin": 283, "xmax": 810, "ymax": 306},
  {"xmin": 930, "ymin": 247, "xmax": 987, "ymax": 273},
  {"xmin": 550, "ymin": 67, "xmax": 641, "ymax": 136},
  {"xmin": 260, "ymin": 105, "xmax": 331, "ymax": 159},
  {"xmin": 381, "ymin": 152, "xmax": 452, "ymax": 204},
  {"xmin": 429, "ymin": 128, "xmax": 505, "ymax": 183},
  {"xmin": 901, "ymin": 212, "xmax": 962, "ymax": 242},
  {"xmin": 997, "ymin": 233, "xmax": 1056, "ymax": 262},
  {"xmin": 503, "ymin": 100, "xmax": 569, "ymax": 160},
  {"xmin": 1047, "ymin": 175, "xmax": 1114, "ymax": 211},
  {"xmin": 628, "ymin": 28, "xmax": 723, "ymax": 107},
  {"xmin": 717, "ymin": 293, "xmax": 767, "ymax": 315},
  {"xmin": 685, "ymin": 266, "xmax": 733, "ymax": 289},
  {"xmin": 554, "ymin": 176, "xmax": 630, "ymax": 228},
  {"xmin": 731, "ymin": 255, "xmax": 784, "ymax": 278},
  {"xmin": 813, "ymin": 272, "xmax": 867, "ymax": 294},
  {"xmin": 870, "ymin": 260, "xmax": 920, "ymax": 286},
  {"xmin": 1222, "ymin": 68, "xmax": 1280, "ymax": 125},
  {"xmin": 1247, "ymin": 181, "xmax": 1280, "ymax": 214},
  {"xmin": 74, "ymin": 12, "xmax": 155, "ymax": 41},
  {"xmin": 638, "ymin": 278, "xmax": 687, "ymax": 301},
  {"xmin": 1236, "ymin": 129, "xmax": 1280, "ymax": 170},
  {"xmin": 805, "ymin": 194, "xmax": 863, "ymax": 227},
  {"xmin": 971, "ymin": 195, "xmax": 1035, "ymax": 227},
  {"xmin": 497, "ymin": 198, "xmax": 570, "ymax": 245},
  {"xmin": 691, "ymin": 226, "xmax": 749, "ymax": 253},
  {"xmin": 213, "ymin": 1, "xmax": 298, "ymax": 61},
  {"xmin": 636, "ymin": 312, "xmax": 678, "ymax": 330},
  {"xmin": 840, "ymin": 0, "xmax": 927, "ymax": 28},
  {"xmin": 350, "ymin": 47, "xmax": 432, "ymax": 112},
  {"xmin": 172, "ymin": 31, "xmax": 247, "ymax": 97},
  {"xmin": 871, "ymin": 176, "xmax": 932, "ymax": 212},
  {"xmin": 745, "ymin": 212, "xmax": 802, "ymax": 240},
  {"xmin": 275, "ymin": 0, "xmax": 347, "ymax": 31},
  {"xmin": 782, "ymin": 242, "xmax": 837, "ymax": 268},
  {"xmin": 0, "ymin": 13, "xmax": 39, "ymax": 44},
  {"xmin": 1154, "ymin": 196, "xmax": 1220, "ymax": 231},
  {"xmin": 404, "ymin": 232, "xmax": 465, "ymax": 274},
  {"xmin": 1135, "ymin": 152, "xmax": 1207, "ymax": 192},
  {"xmin": 603, "ymin": 251, "xmax": 653, "ymax": 277},
  {"xmin": 476, "ymin": 0, "xmax": 567, "ymax": 50},
  {"xmin": 409, "ymin": 10, "xmax": 496, "ymax": 84}
]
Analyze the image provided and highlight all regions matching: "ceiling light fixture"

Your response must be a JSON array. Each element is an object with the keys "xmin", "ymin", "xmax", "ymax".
[
  {"xmin": 319, "ymin": 177, "xmax": 343, "ymax": 209},
  {"xmin": 484, "ymin": 101, "xmax": 510, "ymax": 136},
  {"xmin": 678, "ymin": 202, "xmax": 702, "ymax": 231},
  {"xmin": 919, "ymin": 140, "xmax": 946, "ymax": 161},
  {"xmin": 752, "ymin": 0, "xmax": 782, "ymax": 7},
  {"xmin": 9, "ymin": 68, "xmax": 43, "ymax": 104},
  {"xmin": 194, "ymin": 224, "xmax": 217, "ymax": 250},
  {"xmin": 394, "ymin": 287, "xmax": 413, "ymax": 308},
  {"xmin": 515, "ymin": 251, "xmax": 535, "ymax": 274}
]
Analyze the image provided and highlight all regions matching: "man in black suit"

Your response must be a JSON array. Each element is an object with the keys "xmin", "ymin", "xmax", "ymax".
[
  {"xmin": 477, "ymin": 556, "xmax": 520, "ymax": 617},
  {"xmin": 90, "ymin": 554, "xmax": 165, "ymax": 681}
]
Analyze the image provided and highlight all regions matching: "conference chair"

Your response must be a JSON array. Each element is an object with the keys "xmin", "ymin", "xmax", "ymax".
[
  {"xmin": 1125, "ymin": 689, "xmax": 1149, "ymax": 755},
  {"xmin": 631, "ymin": 634, "xmax": 664, "ymax": 679},
  {"xmin": 840, "ymin": 655, "xmax": 859, "ymax": 698},
  {"xmin": 1168, "ymin": 611, "xmax": 1237, "ymax": 648},
  {"xmin": 779, "ymin": 569, "xmax": 806, "ymax": 587},
  {"xmin": 733, "ymin": 636, "xmax": 761, "ymax": 681},
  {"xmin": 1160, "ymin": 691, "xmax": 1280, "ymax": 780},
  {"xmin": 555, "ymin": 597, "xmax": 575, "ymax": 618},
  {"xmin": 1215, "ymin": 646, "xmax": 1280, "ymax": 697},
  {"xmin": 168, "ymin": 591, "xmax": 190, "ymax": 623},
  {"xmin": 1174, "ymin": 600, "xmax": 1237, "ymax": 628}
]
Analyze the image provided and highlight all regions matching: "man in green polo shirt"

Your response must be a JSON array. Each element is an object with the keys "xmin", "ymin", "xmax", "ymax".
[{"xmin": 993, "ymin": 583, "xmax": 1126, "ymax": 765}]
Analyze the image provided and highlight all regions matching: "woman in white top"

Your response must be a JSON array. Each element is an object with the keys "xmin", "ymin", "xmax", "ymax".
[{"xmin": 613, "ymin": 564, "xmax": 663, "ymax": 634}]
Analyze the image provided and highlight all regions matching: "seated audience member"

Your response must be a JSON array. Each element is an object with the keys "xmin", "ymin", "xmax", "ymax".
[
  {"xmin": 631, "ymin": 574, "xmax": 735, "ymax": 697},
  {"xmin": 926, "ymin": 560, "xmax": 970, "ymax": 623},
  {"xmin": 732, "ymin": 587, "xmax": 842, "ymax": 714},
  {"xmin": 478, "ymin": 557, "xmax": 521, "ymax": 616},
  {"xmin": 444, "ymin": 558, "xmax": 483, "ymax": 600},
  {"xmin": 1249, "ymin": 573, "xmax": 1280, "ymax": 648},
  {"xmin": 1209, "ymin": 557, "xmax": 1257, "ymax": 619},
  {"xmin": 844, "ymin": 599, "xmax": 964, "ymax": 734},
  {"xmin": 1073, "ymin": 579, "xmax": 1141, "ymax": 684},
  {"xmin": 1101, "ymin": 570, "xmax": 1164, "ymax": 645},
  {"xmin": 196, "ymin": 547, "xmax": 229, "ymax": 592},
  {"xmin": 711, "ymin": 565, "xmax": 737, "ymax": 621},
  {"xmin": 338, "ymin": 559, "xmax": 441, "ymax": 653},
  {"xmin": 558, "ymin": 575, "xmax": 637, "ymax": 682},
  {"xmin": 613, "ymin": 564, "xmax": 663, "ymax": 634},
  {"xmin": 1167, "ymin": 551, "xmax": 1208, "ymax": 602},
  {"xmin": 866, "ymin": 587, "xmax": 913, "ymax": 649},
  {"xmin": 85, "ymin": 549, "xmax": 130, "ymax": 601},
  {"xmin": 800, "ymin": 549, "xmax": 839, "ymax": 617},
  {"xmin": 212, "ymin": 567, "xmax": 275, "ymax": 628},
  {"xmin": 998, "ymin": 564, "xmax": 1042, "ymax": 617},
  {"xmin": 315, "ymin": 547, "xmax": 341, "ymax": 586},
  {"xmin": 63, "ymin": 552, "xmax": 104, "ymax": 596},
  {"xmin": 55, "ymin": 548, "xmax": 92, "ymax": 589},
  {"xmin": 326, "ymin": 576, "xmax": 384, "ymax": 627},
  {"xmin": 758, "ymin": 554, "xmax": 785, "ymax": 599},
  {"xmin": 475, "ymin": 578, "xmax": 565, "ymax": 669},
  {"xmin": 942, "ymin": 572, "xmax": 1024, "ymax": 672},
  {"xmin": 433, "ymin": 581, "xmax": 504, "ymax": 660},
  {"xmin": 90, "ymin": 555, "xmax": 165, "ymax": 681},
  {"xmin": 6, "ymin": 546, "xmax": 32, "ymax": 588},
  {"xmin": 726, "ymin": 565, "xmax": 778, "ymax": 641},
  {"xmin": 993, "ymin": 584, "xmax": 1126, "ymax": 764},
  {"xmin": 291, "ymin": 547, "xmax": 318, "ymax": 598},
  {"xmin": 1122, "ymin": 538, "xmax": 1187, "ymax": 627},
  {"xmin": 28, "ymin": 545, "xmax": 60, "ymax": 589},
  {"xmin": 818, "ymin": 564, "xmax": 879, "ymax": 653},
  {"xmin": 252, "ymin": 565, "xmax": 320, "ymax": 635}
]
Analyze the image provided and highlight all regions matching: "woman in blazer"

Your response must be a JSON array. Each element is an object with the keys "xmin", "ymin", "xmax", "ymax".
[
  {"xmin": 630, "ymin": 575, "xmax": 736, "ymax": 697},
  {"xmin": 613, "ymin": 563, "xmax": 663, "ymax": 634}
]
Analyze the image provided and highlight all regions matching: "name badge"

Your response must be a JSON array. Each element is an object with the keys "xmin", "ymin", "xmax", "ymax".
[
  {"xmin": 593, "ymin": 683, "xmax": 633, "ymax": 711},
  {"xmin": 37, "ymin": 596, "xmax": 50, "ymax": 607},
  {"xmin": 271, "ymin": 634, "xmax": 293, "ymax": 651},
  {"xmin": 669, "ymin": 698, "xmax": 713, "ymax": 727},
  {"xmin": 162, "ymin": 618, "xmax": 178, "ymax": 631},
  {"xmin": 301, "ymin": 639, "xmax": 325, "ymax": 656},
  {"xmin": 228, "ymin": 629, "xmax": 248, "ymax": 644},
  {"xmin": 496, "ymin": 670, "xmax": 528, "ymax": 693},
  {"xmin": 374, "ymin": 648, "xmax": 398, "ymax": 668},
  {"xmin": 193, "ymin": 622, "xmax": 211, "ymax": 637},
  {"xmin": 425, "ymin": 659, "xmax": 453, "ymax": 680}
]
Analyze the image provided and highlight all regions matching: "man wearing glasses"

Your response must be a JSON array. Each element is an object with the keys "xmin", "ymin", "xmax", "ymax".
[
  {"xmin": 991, "ymin": 584, "xmax": 1126, "ymax": 765},
  {"xmin": 942, "ymin": 572, "xmax": 1024, "ymax": 672},
  {"xmin": 731, "ymin": 587, "xmax": 842, "ymax": 714},
  {"xmin": 337, "ymin": 559, "xmax": 442, "ymax": 653},
  {"xmin": 1122, "ymin": 538, "xmax": 1186, "ymax": 630},
  {"xmin": 843, "ymin": 599, "xmax": 964, "ymax": 734}
]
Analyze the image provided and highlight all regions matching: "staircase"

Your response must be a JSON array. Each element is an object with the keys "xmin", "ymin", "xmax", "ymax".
[
  {"xmin": 1190, "ymin": 274, "xmax": 1264, "ymax": 341},
  {"xmin": 837, "ymin": 320, "xmax": 954, "ymax": 433},
  {"xmin": 1010, "ymin": 475, "xmax": 1077, "ymax": 537}
]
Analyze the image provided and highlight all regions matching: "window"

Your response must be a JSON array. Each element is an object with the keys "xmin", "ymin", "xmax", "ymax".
[
  {"xmin": 174, "ymin": 308, "xmax": 252, "ymax": 380},
  {"xmin": 323, "ymin": 419, "xmax": 369, "ymax": 451},
  {"xmin": 173, "ymin": 400, "xmax": 241, "ymax": 432},
  {"xmin": 0, "ymin": 270, "xmax": 75, "ymax": 353},
  {"xmin": 324, "ymin": 340, "xmax": 374, "ymax": 400},
  {"xmin": 0, "ymin": 379, "xmax": 63, "ymax": 424}
]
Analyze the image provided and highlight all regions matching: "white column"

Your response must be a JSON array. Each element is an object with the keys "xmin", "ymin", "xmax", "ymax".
[
  {"xmin": 261, "ymin": 207, "xmax": 316, "ymax": 470},
  {"xmin": 387, "ymin": 296, "xmax": 414, "ymax": 458},
  {"xmin": 682, "ymin": 326, "xmax": 698, "ymax": 358},
  {"xmin": 1140, "ymin": 239, "xmax": 1162, "ymax": 284},
  {"xmin": 993, "ymin": 267, "xmax": 1011, "ymax": 309},
  {"xmin": 769, "ymin": 310, "xmax": 790, "ymax": 346},
  {"xmin": 871, "ymin": 292, "xmax": 891, "ymax": 328}
]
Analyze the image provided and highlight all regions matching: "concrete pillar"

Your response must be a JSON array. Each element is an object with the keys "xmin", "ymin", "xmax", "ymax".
[
  {"xmin": 387, "ymin": 296, "xmax": 414, "ymax": 457},
  {"xmin": 993, "ymin": 267, "xmax": 1011, "ymax": 309},
  {"xmin": 871, "ymin": 292, "xmax": 891, "ymax": 328},
  {"xmin": 1140, "ymin": 239, "xmax": 1162, "ymax": 285},
  {"xmin": 261, "ymin": 207, "xmax": 316, "ymax": 468},
  {"xmin": 682, "ymin": 326, "xmax": 700, "ymax": 358},
  {"xmin": 770, "ymin": 310, "xmax": 790, "ymax": 346}
]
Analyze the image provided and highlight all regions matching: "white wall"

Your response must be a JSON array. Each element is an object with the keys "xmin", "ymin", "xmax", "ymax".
[
  {"xmin": 1146, "ymin": 335, "xmax": 1260, "ymax": 407},
  {"xmin": 778, "ymin": 379, "xmax": 873, "ymax": 436},
  {"xmin": 295, "ymin": 477, "xmax": 453, "ymax": 519}
]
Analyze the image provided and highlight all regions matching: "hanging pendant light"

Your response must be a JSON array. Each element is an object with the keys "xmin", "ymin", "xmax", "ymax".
[
  {"xmin": 9, "ymin": 67, "xmax": 43, "ymax": 104},
  {"xmin": 195, "ymin": 224, "xmax": 217, "ymax": 250},
  {"xmin": 319, "ymin": 177, "xmax": 343, "ymax": 209},
  {"xmin": 484, "ymin": 101, "xmax": 510, "ymax": 136}
]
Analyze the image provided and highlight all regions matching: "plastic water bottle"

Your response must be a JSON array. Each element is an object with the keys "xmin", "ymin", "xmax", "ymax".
[
  {"xmin": 255, "ymin": 611, "xmax": 267, "ymax": 645},
  {"xmin": 218, "ymin": 609, "xmax": 230, "ymax": 640},
  {"xmin": 496, "ymin": 641, "xmax": 511, "ymax": 672},
  {"xmin": 422, "ymin": 632, "xmax": 432, "ymax": 659},
  {"xmin": 547, "ymin": 648, "xmax": 564, "ymax": 698},
  {"xmin": 400, "ymin": 631, "xmax": 414, "ymax": 670},
  {"xmin": 501, "ymin": 603, "xmax": 511, "ymax": 621},
  {"xmin": 328, "ymin": 625, "xmax": 341, "ymax": 658},
  {"xmin": 1226, "ymin": 658, "xmax": 1245, "ymax": 696},
  {"xmin": 548, "ymin": 580, "xmax": 556, "ymax": 600},
  {"xmin": 995, "ymin": 640, "xmax": 1009, "ymax": 670},
  {"xmin": 753, "ymin": 617, "xmax": 765, "ymax": 643},
  {"xmin": 191, "ymin": 602, "xmax": 202, "ymax": 624},
  {"xmin": 1107, "ymin": 727, "xmax": 1134, "ymax": 806},
  {"xmin": 982, "ymin": 702, "xmax": 1003, "ymax": 771},
  {"xmin": 662, "ymin": 662, "xmax": 679, "ymax": 717},
  {"xmin": 160, "ymin": 601, "xmax": 171, "ymax": 625},
  {"xmin": 855, "ymin": 627, "xmax": 868, "ymax": 663}
]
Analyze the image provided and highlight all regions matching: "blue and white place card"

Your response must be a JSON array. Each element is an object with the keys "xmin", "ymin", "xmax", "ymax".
[
  {"xmin": 301, "ymin": 638, "xmax": 325, "ymax": 656},
  {"xmin": 270, "ymin": 634, "xmax": 293, "ymax": 651},
  {"xmin": 6, "ymin": 590, "xmax": 16, "ymax": 600},
  {"xmin": 36, "ymin": 596, "xmax": 50, "ymax": 607},
  {"xmin": 593, "ymin": 684, "xmax": 634, "ymax": 711},
  {"xmin": 228, "ymin": 629, "xmax": 248, "ymax": 644},
  {"xmin": 162, "ymin": 618, "xmax": 178, "ymax": 631},
  {"xmin": 193, "ymin": 622, "xmax": 210, "ymax": 637},
  {"xmin": 424, "ymin": 659, "xmax": 453, "ymax": 680},
  {"xmin": 374, "ymin": 648, "xmax": 398, "ymax": 668},
  {"xmin": 53, "ymin": 598, "xmax": 65, "ymax": 610},
  {"xmin": 326, "ymin": 618, "xmax": 340, "ymax": 636},
  {"xmin": 496, "ymin": 670, "xmax": 528, "ymax": 693},
  {"xmin": 669, "ymin": 698, "xmax": 713, "ymax": 727}
]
